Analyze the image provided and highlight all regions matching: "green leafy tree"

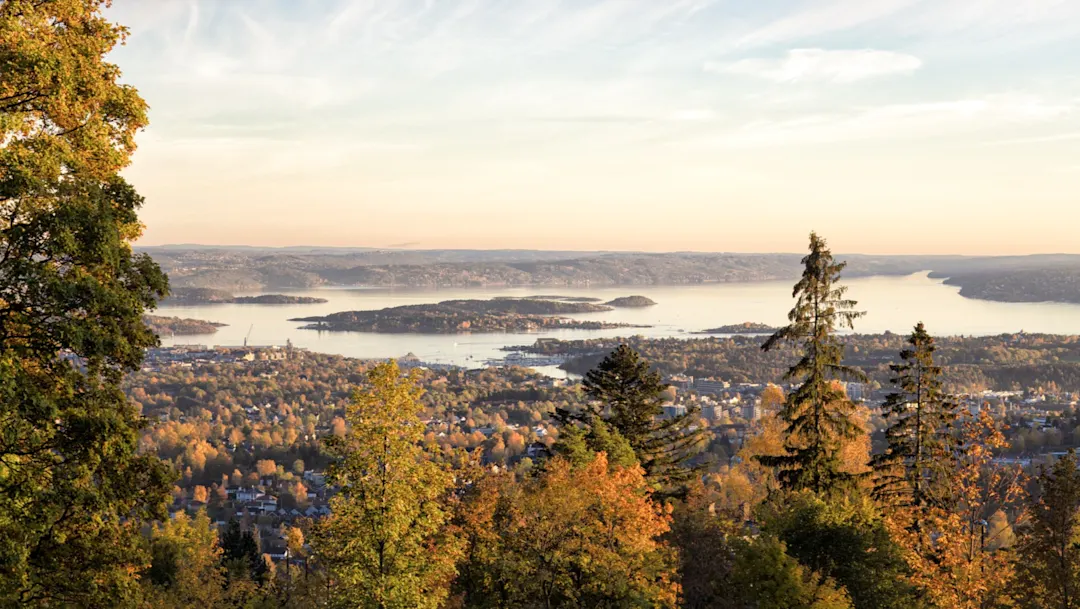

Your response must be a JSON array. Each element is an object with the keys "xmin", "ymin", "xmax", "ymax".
[
  {"xmin": 561, "ymin": 344, "xmax": 703, "ymax": 490},
  {"xmin": 760, "ymin": 492, "xmax": 923, "ymax": 609},
  {"xmin": 315, "ymin": 361, "xmax": 462, "ymax": 609},
  {"xmin": 872, "ymin": 323, "xmax": 959, "ymax": 514},
  {"xmin": 666, "ymin": 480, "xmax": 738, "ymax": 609},
  {"xmin": 758, "ymin": 232, "xmax": 866, "ymax": 496},
  {"xmin": 1013, "ymin": 451, "xmax": 1080, "ymax": 609},
  {"xmin": 0, "ymin": 1, "xmax": 171, "ymax": 606},
  {"xmin": 727, "ymin": 535, "xmax": 853, "ymax": 609},
  {"xmin": 552, "ymin": 417, "xmax": 638, "ymax": 470}
]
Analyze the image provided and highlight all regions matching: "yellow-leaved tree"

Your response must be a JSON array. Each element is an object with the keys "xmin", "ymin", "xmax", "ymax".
[
  {"xmin": 314, "ymin": 361, "xmax": 463, "ymax": 609},
  {"xmin": 143, "ymin": 510, "xmax": 227, "ymax": 609}
]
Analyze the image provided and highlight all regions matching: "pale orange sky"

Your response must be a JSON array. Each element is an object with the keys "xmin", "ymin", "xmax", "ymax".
[{"xmin": 111, "ymin": 0, "xmax": 1080, "ymax": 255}]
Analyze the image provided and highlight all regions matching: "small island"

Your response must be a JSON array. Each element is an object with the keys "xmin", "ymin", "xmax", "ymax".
[
  {"xmin": 290, "ymin": 298, "xmax": 646, "ymax": 334},
  {"xmin": 604, "ymin": 295, "xmax": 657, "ymax": 308},
  {"xmin": 694, "ymin": 322, "xmax": 779, "ymax": 335},
  {"xmin": 143, "ymin": 315, "xmax": 226, "ymax": 336},
  {"xmin": 163, "ymin": 287, "xmax": 327, "ymax": 305}
]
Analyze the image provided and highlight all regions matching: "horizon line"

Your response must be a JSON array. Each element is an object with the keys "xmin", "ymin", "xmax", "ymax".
[{"xmin": 132, "ymin": 243, "xmax": 1080, "ymax": 259}]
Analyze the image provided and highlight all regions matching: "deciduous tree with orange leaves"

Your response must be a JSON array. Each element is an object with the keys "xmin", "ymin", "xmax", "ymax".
[
  {"xmin": 887, "ymin": 409, "xmax": 1024, "ymax": 609},
  {"xmin": 454, "ymin": 453, "xmax": 679, "ymax": 608}
]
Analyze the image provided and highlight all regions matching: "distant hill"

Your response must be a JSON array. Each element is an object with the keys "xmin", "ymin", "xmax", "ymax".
[{"xmin": 141, "ymin": 247, "xmax": 1080, "ymax": 306}]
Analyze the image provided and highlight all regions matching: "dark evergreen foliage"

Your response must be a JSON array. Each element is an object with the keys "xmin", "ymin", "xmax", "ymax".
[
  {"xmin": 220, "ymin": 520, "xmax": 267, "ymax": 584},
  {"xmin": 757, "ymin": 232, "xmax": 866, "ymax": 496},
  {"xmin": 558, "ymin": 344, "xmax": 704, "ymax": 491},
  {"xmin": 1013, "ymin": 451, "xmax": 1080, "ymax": 609},
  {"xmin": 872, "ymin": 323, "xmax": 959, "ymax": 512}
]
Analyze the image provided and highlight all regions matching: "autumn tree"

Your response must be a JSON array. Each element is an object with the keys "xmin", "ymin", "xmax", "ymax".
[
  {"xmin": 0, "ymin": 1, "xmax": 172, "ymax": 605},
  {"xmin": 144, "ymin": 511, "xmax": 227, "ymax": 608},
  {"xmin": 889, "ymin": 409, "xmax": 1023, "ymax": 609},
  {"xmin": 1012, "ymin": 450, "xmax": 1080, "ymax": 609},
  {"xmin": 314, "ymin": 361, "xmax": 462, "ymax": 609},
  {"xmin": 872, "ymin": 323, "xmax": 959, "ymax": 516},
  {"xmin": 758, "ymin": 232, "xmax": 866, "ymax": 496},
  {"xmin": 455, "ymin": 453, "xmax": 679, "ymax": 608},
  {"xmin": 560, "ymin": 344, "xmax": 703, "ymax": 491},
  {"xmin": 256, "ymin": 459, "xmax": 278, "ymax": 478}
]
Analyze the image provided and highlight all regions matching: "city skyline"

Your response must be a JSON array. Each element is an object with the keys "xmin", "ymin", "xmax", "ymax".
[{"xmin": 110, "ymin": 0, "xmax": 1080, "ymax": 255}]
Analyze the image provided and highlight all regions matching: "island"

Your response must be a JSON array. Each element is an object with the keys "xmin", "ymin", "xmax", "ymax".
[
  {"xmin": 229, "ymin": 294, "xmax": 329, "ymax": 304},
  {"xmin": 290, "ymin": 298, "xmax": 647, "ymax": 334},
  {"xmin": 694, "ymin": 322, "xmax": 779, "ymax": 334},
  {"xmin": 604, "ymin": 295, "xmax": 657, "ymax": 307},
  {"xmin": 163, "ymin": 287, "xmax": 327, "ymax": 305},
  {"xmin": 524, "ymin": 295, "xmax": 604, "ymax": 303},
  {"xmin": 143, "ymin": 315, "xmax": 226, "ymax": 336}
]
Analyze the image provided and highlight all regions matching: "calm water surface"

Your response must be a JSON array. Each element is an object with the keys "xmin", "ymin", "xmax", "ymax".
[{"xmin": 155, "ymin": 273, "xmax": 1080, "ymax": 368}]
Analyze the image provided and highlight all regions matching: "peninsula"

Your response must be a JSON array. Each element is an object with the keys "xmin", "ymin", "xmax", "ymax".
[
  {"xmin": 163, "ymin": 287, "xmax": 327, "ymax": 305},
  {"xmin": 143, "ymin": 315, "xmax": 226, "ymax": 336}
]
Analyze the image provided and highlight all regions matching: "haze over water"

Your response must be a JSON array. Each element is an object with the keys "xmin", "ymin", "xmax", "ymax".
[{"xmin": 155, "ymin": 272, "xmax": 1080, "ymax": 368}]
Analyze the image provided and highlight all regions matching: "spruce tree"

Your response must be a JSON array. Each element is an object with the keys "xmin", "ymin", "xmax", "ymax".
[
  {"xmin": 758, "ymin": 232, "xmax": 866, "ymax": 495},
  {"xmin": 1013, "ymin": 450, "xmax": 1080, "ymax": 609},
  {"xmin": 566, "ymin": 344, "xmax": 703, "ymax": 490},
  {"xmin": 219, "ymin": 519, "xmax": 267, "ymax": 584},
  {"xmin": 872, "ymin": 323, "xmax": 959, "ymax": 512}
]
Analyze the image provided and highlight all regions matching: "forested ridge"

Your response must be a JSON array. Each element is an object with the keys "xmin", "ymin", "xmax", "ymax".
[
  {"xmin": 145, "ymin": 245, "xmax": 1080, "ymax": 306},
  {"xmin": 526, "ymin": 332, "xmax": 1080, "ymax": 393}
]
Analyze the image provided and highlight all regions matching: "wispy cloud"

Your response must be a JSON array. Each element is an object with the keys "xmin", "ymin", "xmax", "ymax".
[
  {"xmin": 697, "ymin": 94, "xmax": 1073, "ymax": 148},
  {"xmin": 708, "ymin": 48, "xmax": 922, "ymax": 83},
  {"xmin": 103, "ymin": 0, "xmax": 1080, "ymax": 252}
]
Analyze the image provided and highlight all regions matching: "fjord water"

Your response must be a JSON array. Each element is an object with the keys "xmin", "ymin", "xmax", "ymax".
[{"xmin": 155, "ymin": 272, "xmax": 1080, "ymax": 368}]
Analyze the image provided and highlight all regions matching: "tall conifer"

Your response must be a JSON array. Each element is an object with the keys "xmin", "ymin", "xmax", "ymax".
[
  {"xmin": 757, "ymin": 232, "xmax": 865, "ymax": 495},
  {"xmin": 872, "ymin": 323, "xmax": 959, "ymax": 512}
]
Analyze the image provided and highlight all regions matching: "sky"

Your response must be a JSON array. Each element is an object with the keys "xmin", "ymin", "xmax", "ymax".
[{"xmin": 109, "ymin": 0, "xmax": 1080, "ymax": 255}]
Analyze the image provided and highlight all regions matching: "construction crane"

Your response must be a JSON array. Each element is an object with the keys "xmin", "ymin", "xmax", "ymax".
[{"xmin": 244, "ymin": 324, "xmax": 253, "ymax": 347}]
